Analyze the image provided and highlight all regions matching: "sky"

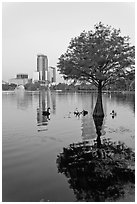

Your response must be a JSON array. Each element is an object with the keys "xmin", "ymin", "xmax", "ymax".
[{"xmin": 2, "ymin": 1, "xmax": 135, "ymax": 83}]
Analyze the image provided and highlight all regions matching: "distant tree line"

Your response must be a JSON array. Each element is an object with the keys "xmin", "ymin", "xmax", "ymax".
[
  {"xmin": 2, "ymin": 83, "xmax": 17, "ymax": 91},
  {"xmin": 2, "ymin": 75, "xmax": 135, "ymax": 92}
]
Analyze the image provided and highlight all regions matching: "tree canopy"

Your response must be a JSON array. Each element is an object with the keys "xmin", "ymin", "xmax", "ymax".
[{"xmin": 57, "ymin": 22, "xmax": 135, "ymax": 88}]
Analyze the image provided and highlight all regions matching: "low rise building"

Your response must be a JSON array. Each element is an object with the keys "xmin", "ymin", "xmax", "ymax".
[{"xmin": 9, "ymin": 74, "xmax": 31, "ymax": 86}]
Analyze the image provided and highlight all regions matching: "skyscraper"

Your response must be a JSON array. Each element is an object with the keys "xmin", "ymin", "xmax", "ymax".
[
  {"xmin": 33, "ymin": 54, "xmax": 56, "ymax": 85},
  {"xmin": 48, "ymin": 66, "xmax": 56, "ymax": 84},
  {"xmin": 37, "ymin": 54, "xmax": 48, "ymax": 81}
]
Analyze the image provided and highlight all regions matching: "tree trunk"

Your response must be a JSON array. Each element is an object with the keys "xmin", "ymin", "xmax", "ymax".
[{"xmin": 93, "ymin": 81, "xmax": 104, "ymax": 117}]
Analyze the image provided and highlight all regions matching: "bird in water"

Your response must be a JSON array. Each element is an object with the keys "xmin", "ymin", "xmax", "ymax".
[
  {"xmin": 110, "ymin": 110, "xmax": 117, "ymax": 116},
  {"xmin": 110, "ymin": 110, "xmax": 117, "ymax": 119},
  {"xmin": 82, "ymin": 110, "xmax": 88, "ymax": 116},
  {"xmin": 74, "ymin": 108, "xmax": 88, "ymax": 117},
  {"xmin": 42, "ymin": 107, "xmax": 51, "ymax": 116},
  {"xmin": 74, "ymin": 108, "xmax": 81, "ymax": 117}
]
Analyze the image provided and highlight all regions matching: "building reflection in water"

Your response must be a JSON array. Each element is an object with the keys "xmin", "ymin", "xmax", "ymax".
[
  {"xmin": 37, "ymin": 90, "xmax": 56, "ymax": 130},
  {"xmin": 50, "ymin": 92, "xmax": 56, "ymax": 114},
  {"xmin": 16, "ymin": 91, "xmax": 32, "ymax": 110}
]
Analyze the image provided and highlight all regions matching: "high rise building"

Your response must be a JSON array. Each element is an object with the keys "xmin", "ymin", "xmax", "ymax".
[
  {"xmin": 48, "ymin": 66, "xmax": 56, "ymax": 84},
  {"xmin": 33, "ymin": 54, "xmax": 56, "ymax": 85},
  {"xmin": 37, "ymin": 54, "xmax": 48, "ymax": 81}
]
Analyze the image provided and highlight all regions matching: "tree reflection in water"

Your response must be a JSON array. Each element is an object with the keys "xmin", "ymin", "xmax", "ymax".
[
  {"xmin": 56, "ymin": 116, "xmax": 135, "ymax": 202},
  {"xmin": 93, "ymin": 116, "xmax": 104, "ymax": 149}
]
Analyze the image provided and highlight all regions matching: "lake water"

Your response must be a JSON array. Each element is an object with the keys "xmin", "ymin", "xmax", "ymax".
[{"xmin": 2, "ymin": 91, "xmax": 135, "ymax": 202}]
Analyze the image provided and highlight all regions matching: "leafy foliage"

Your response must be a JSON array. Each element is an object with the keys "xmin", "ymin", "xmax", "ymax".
[
  {"xmin": 57, "ymin": 22, "xmax": 135, "ymax": 88},
  {"xmin": 24, "ymin": 82, "xmax": 48, "ymax": 91},
  {"xmin": 2, "ymin": 83, "xmax": 17, "ymax": 91},
  {"xmin": 57, "ymin": 139, "xmax": 135, "ymax": 201}
]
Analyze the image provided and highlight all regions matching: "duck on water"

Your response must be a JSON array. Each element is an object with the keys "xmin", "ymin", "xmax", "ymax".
[
  {"xmin": 110, "ymin": 110, "xmax": 117, "ymax": 116},
  {"xmin": 110, "ymin": 110, "xmax": 117, "ymax": 119},
  {"xmin": 42, "ymin": 107, "xmax": 51, "ymax": 116},
  {"xmin": 74, "ymin": 108, "xmax": 88, "ymax": 117}
]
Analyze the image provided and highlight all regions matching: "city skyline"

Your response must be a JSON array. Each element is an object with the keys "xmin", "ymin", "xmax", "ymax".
[
  {"xmin": 2, "ymin": 2, "xmax": 135, "ymax": 83},
  {"xmin": 7, "ymin": 54, "xmax": 56, "ymax": 86}
]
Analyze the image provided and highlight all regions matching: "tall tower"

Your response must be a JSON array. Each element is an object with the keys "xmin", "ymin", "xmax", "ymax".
[
  {"xmin": 48, "ymin": 66, "xmax": 56, "ymax": 84},
  {"xmin": 37, "ymin": 54, "xmax": 48, "ymax": 81}
]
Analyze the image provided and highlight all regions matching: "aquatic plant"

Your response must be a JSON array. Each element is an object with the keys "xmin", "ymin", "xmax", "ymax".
[{"xmin": 56, "ymin": 139, "xmax": 135, "ymax": 201}]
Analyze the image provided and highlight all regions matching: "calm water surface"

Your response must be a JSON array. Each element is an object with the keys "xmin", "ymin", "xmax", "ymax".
[{"xmin": 2, "ymin": 91, "xmax": 135, "ymax": 202}]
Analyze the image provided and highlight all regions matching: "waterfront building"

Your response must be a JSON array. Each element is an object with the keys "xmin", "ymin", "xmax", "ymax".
[
  {"xmin": 16, "ymin": 74, "xmax": 28, "ymax": 79},
  {"xmin": 48, "ymin": 66, "xmax": 56, "ymax": 84},
  {"xmin": 33, "ymin": 55, "xmax": 56, "ymax": 86},
  {"xmin": 37, "ymin": 54, "xmax": 48, "ymax": 82},
  {"xmin": 33, "ymin": 71, "xmax": 39, "ymax": 82},
  {"xmin": 9, "ymin": 74, "xmax": 30, "ymax": 86}
]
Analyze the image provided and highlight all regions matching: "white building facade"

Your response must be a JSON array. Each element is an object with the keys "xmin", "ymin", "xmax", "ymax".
[{"xmin": 9, "ymin": 74, "xmax": 30, "ymax": 85}]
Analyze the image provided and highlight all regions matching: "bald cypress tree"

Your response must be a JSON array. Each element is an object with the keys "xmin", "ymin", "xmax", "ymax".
[{"xmin": 57, "ymin": 22, "xmax": 135, "ymax": 117}]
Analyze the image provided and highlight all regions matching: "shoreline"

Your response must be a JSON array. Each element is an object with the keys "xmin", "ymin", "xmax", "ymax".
[{"xmin": 2, "ymin": 90, "xmax": 135, "ymax": 94}]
